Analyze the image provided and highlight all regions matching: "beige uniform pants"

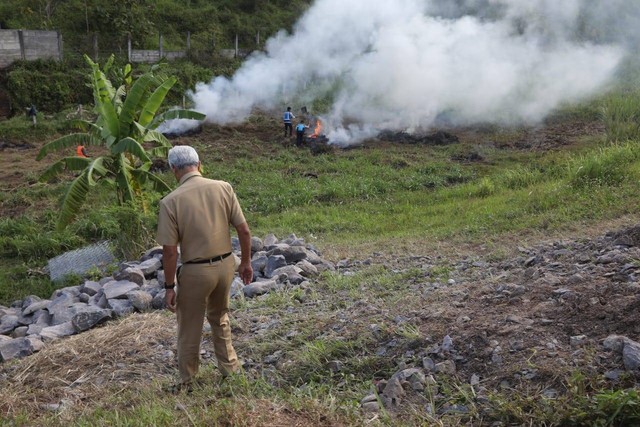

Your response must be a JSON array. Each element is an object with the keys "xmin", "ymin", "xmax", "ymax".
[{"xmin": 176, "ymin": 255, "xmax": 239, "ymax": 383}]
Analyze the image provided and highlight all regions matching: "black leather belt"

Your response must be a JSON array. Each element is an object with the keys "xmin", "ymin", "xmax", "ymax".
[{"xmin": 185, "ymin": 252, "xmax": 232, "ymax": 264}]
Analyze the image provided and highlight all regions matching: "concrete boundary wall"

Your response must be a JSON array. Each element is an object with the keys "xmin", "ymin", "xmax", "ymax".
[
  {"xmin": 0, "ymin": 30, "xmax": 62, "ymax": 69},
  {"xmin": 129, "ymin": 49, "xmax": 186, "ymax": 64}
]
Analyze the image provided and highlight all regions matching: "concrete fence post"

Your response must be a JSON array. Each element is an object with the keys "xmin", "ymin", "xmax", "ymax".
[
  {"xmin": 187, "ymin": 31, "xmax": 191, "ymax": 51},
  {"xmin": 92, "ymin": 33, "xmax": 98, "ymax": 61},
  {"xmin": 159, "ymin": 33, "xmax": 164, "ymax": 58},
  {"xmin": 127, "ymin": 34, "xmax": 132, "ymax": 62},
  {"xmin": 235, "ymin": 33, "xmax": 238, "ymax": 58},
  {"xmin": 18, "ymin": 30, "xmax": 25, "ymax": 60},
  {"xmin": 57, "ymin": 31, "xmax": 64, "ymax": 61},
  {"xmin": 256, "ymin": 31, "xmax": 260, "ymax": 47}
]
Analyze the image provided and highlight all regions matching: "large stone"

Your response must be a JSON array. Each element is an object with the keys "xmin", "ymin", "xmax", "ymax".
[
  {"xmin": 107, "ymin": 299, "xmax": 135, "ymax": 317},
  {"xmin": 103, "ymin": 280, "xmax": 139, "ymax": 299},
  {"xmin": 50, "ymin": 302, "xmax": 101, "ymax": 326},
  {"xmin": 80, "ymin": 281, "xmax": 102, "ymax": 296},
  {"xmin": 51, "ymin": 286, "xmax": 81, "ymax": 298},
  {"xmin": 251, "ymin": 252, "xmax": 268, "ymax": 277},
  {"xmin": 271, "ymin": 265, "xmax": 306, "ymax": 285},
  {"xmin": 263, "ymin": 233, "xmax": 278, "ymax": 248},
  {"xmin": 301, "ymin": 248, "xmax": 325, "ymax": 265},
  {"xmin": 72, "ymin": 308, "xmax": 113, "ymax": 333},
  {"xmin": 230, "ymin": 277, "xmax": 245, "ymax": 298},
  {"xmin": 0, "ymin": 337, "xmax": 45, "ymax": 361},
  {"xmin": 88, "ymin": 291, "xmax": 108, "ymax": 309},
  {"xmin": 382, "ymin": 376, "xmax": 405, "ymax": 407},
  {"xmin": 138, "ymin": 258, "xmax": 162, "ymax": 277},
  {"xmin": 140, "ymin": 246, "xmax": 163, "ymax": 262},
  {"xmin": 267, "ymin": 245, "xmax": 308, "ymax": 264},
  {"xmin": 243, "ymin": 279, "xmax": 280, "ymax": 298},
  {"xmin": 156, "ymin": 269, "xmax": 166, "ymax": 284},
  {"xmin": 27, "ymin": 323, "xmax": 45, "ymax": 336},
  {"xmin": 47, "ymin": 292, "xmax": 79, "ymax": 317},
  {"xmin": 623, "ymin": 339, "xmax": 640, "ymax": 370},
  {"xmin": 11, "ymin": 326, "xmax": 28, "ymax": 338},
  {"xmin": 282, "ymin": 233, "xmax": 305, "ymax": 246},
  {"xmin": 21, "ymin": 295, "xmax": 42, "ymax": 309},
  {"xmin": 140, "ymin": 283, "xmax": 161, "ymax": 298},
  {"xmin": 264, "ymin": 255, "xmax": 288, "ymax": 278},
  {"xmin": 296, "ymin": 260, "xmax": 319, "ymax": 276},
  {"xmin": 26, "ymin": 310, "xmax": 51, "ymax": 335},
  {"xmin": 0, "ymin": 307, "xmax": 17, "ymax": 317},
  {"xmin": 127, "ymin": 290, "xmax": 153, "ymax": 312},
  {"xmin": 0, "ymin": 315, "xmax": 20, "ymax": 335},
  {"xmin": 603, "ymin": 335, "xmax": 626, "ymax": 353},
  {"xmin": 152, "ymin": 290, "xmax": 166, "ymax": 310},
  {"xmin": 315, "ymin": 260, "xmax": 336, "ymax": 272},
  {"xmin": 40, "ymin": 322, "xmax": 76, "ymax": 342},
  {"xmin": 251, "ymin": 236, "xmax": 264, "ymax": 253},
  {"xmin": 113, "ymin": 267, "xmax": 145, "ymax": 286}
]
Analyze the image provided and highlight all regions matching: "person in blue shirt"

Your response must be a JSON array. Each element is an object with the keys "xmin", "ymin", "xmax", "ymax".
[
  {"xmin": 295, "ymin": 121, "xmax": 309, "ymax": 147},
  {"xmin": 283, "ymin": 107, "xmax": 295, "ymax": 137}
]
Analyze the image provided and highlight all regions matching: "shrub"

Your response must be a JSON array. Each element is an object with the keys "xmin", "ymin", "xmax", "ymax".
[{"xmin": 6, "ymin": 64, "xmax": 91, "ymax": 113}]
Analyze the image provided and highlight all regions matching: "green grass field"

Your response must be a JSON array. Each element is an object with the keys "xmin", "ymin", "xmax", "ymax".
[{"xmin": 1, "ymin": 92, "xmax": 640, "ymax": 425}]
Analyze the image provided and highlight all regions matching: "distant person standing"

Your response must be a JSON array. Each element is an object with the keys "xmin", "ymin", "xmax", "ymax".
[
  {"xmin": 283, "ymin": 107, "xmax": 295, "ymax": 137},
  {"xmin": 27, "ymin": 104, "xmax": 37, "ymax": 127},
  {"xmin": 295, "ymin": 121, "xmax": 309, "ymax": 147}
]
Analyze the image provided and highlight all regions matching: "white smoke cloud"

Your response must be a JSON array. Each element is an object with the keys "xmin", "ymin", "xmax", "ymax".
[{"xmin": 185, "ymin": 0, "xmax": 632, "ymax": 144}]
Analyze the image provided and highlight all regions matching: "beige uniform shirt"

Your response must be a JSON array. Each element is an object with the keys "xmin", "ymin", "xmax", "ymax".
[{"xmin": 156, "ymin": 171, "xmax": 246, "ymax": 263}]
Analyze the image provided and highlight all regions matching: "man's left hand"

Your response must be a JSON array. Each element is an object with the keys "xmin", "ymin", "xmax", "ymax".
[{"xmin": 165, "ymin": 288, "xmax": 177, "ymax": 312}]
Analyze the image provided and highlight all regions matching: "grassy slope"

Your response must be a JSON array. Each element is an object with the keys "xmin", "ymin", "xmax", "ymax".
[{"xmin": 1, "ymin": 108, "xmax": 640, "ymax": 425}]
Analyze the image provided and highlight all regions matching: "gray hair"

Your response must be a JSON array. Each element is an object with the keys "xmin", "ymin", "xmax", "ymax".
[{"xmin": 168, "ymin": 145, "xmax": 199, "ymax": 169}]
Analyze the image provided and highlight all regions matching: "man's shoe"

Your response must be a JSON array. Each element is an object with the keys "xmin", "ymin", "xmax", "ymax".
[{"xmin": 165, "ymin": 382, "xmax": 193, "ymax": 394}]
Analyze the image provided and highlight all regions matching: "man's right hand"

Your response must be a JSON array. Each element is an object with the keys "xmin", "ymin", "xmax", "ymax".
[{"xmin": 238, "ymin": 262, "xmax": 253, "ymax": 285}]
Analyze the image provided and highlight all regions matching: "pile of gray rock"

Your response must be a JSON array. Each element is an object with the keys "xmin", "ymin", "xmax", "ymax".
[{"xmin": 0, "ymin": 233, "xmax": 334, "ymax": 363}]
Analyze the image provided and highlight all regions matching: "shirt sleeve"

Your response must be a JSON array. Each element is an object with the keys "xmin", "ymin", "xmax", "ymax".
[
  {"xmin": 227, "ymin": 186, "xmax": 247, "ymax": 227},
  {"xmin": 156, "ymin": 200, "xmax": 179, "ymax": 245}
]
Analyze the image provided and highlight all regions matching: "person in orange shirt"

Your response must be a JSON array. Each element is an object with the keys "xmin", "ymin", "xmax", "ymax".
[{"xmin": 76, "ymin": 145, "xmax": 89, "ymax": 158}]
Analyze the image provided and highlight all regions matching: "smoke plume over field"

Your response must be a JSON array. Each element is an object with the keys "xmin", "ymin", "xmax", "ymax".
[{"xmin": 187, "ymin": 0, "xmax": 639, "ymax": 144}]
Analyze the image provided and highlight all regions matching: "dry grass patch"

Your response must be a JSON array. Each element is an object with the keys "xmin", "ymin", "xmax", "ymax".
[{"xmin": 0, "ymin": 312, "xmax": 176, "ymax": 422}]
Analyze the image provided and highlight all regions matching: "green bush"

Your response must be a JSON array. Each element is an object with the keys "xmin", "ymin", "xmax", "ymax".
[{"xmin": 6, "ymin": 63, "xmax": 91, "ymax": 113}]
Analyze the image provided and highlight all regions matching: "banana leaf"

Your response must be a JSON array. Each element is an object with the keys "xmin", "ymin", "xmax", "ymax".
[
  {"xmin": 56, "ymin": 171, "xmax": 90, "ymax": 231},
  {"xmin": 87, "ymin": 157, "xmax": 109, "ymax": 186},
  {"xmin": 111, "ymin": 137, "xmax": 151, "ymax": 163},
  {"xmin": 119, "ymin": 74, "xmax": 154, "ymax": 138},
  {"xmin": 37, "ymin": 133, "xmax": 92, "ymax": 160},
  {"xmin": 40, "ymin": 157, "xmax": 92, "ymax": 181},
  {"xmin": 138, "ymin": 77, "xmax": 177, "ymax": 127},
  {"xmin": 115, "ymin": 154, "xmax": 136, "ymax": 204},
  {"xmin": 131, "ymin": 169, "xmax": 173, "ymax": 194},
  {"xmin": 143, "ymin": 129, "xmax": 173, "ymax": 148}
]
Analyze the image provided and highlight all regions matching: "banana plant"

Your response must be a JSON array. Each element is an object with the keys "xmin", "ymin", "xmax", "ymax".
[{"xmin": 37, "ymin": 54, "xmax": 205, "ymax": 230}]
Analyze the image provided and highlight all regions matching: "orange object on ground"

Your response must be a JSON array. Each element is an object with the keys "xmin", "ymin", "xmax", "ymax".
[{"xmin": 76, "ymin": 145, "xmax": 88, "ymax": 158}]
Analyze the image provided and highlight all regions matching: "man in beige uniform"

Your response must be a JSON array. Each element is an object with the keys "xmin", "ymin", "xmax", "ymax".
[{"xmin": 157, "ymin": 145, "xmax": 253, "ymax": 387}]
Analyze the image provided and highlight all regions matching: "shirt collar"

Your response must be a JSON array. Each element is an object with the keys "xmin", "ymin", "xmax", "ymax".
[{"xmin": 178, "ymin": 171, "xmax": 202, "ymax": 185}]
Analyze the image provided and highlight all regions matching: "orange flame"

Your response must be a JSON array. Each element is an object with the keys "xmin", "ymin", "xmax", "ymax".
[{"xmin": 310, "ymin": 120, "xmax": 322, "ymax": 138}]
